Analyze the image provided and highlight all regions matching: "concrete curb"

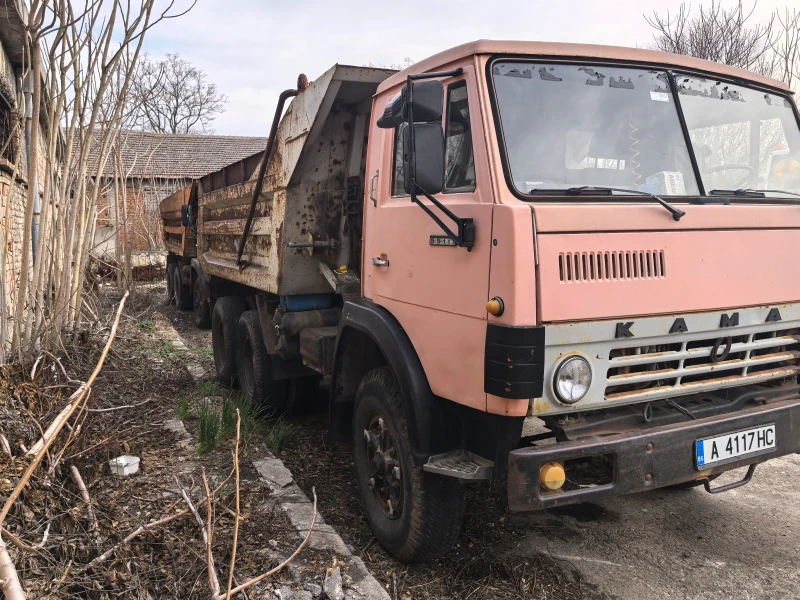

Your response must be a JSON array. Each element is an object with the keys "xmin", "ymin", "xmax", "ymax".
[
  {"xmin": 159, "ymin": 321, "xmax": 206, "ymax": 382},
  {"xmin": 254, "ymin": 455, "xmax": 391, "ymax": 600}
]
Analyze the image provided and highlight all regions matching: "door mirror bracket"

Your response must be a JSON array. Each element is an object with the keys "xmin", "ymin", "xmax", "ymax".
[{"xmin": 381, "ymin": 69, "xmax": 475, "ymax": 251}]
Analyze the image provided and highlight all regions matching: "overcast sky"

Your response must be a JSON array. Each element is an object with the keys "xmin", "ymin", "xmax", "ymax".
[{"xmin": 143, "ymin": 0, "xmax": 789, "ymax": 136}]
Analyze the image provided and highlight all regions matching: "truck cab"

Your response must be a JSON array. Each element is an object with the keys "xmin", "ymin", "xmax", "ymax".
[{"xmin": 197, "ymin": 41, "xmax": 800, "ymax": 563}]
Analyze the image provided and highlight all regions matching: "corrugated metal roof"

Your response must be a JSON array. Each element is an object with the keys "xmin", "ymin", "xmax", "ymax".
[{"xmin": 83, "ymin": 130, "xmax": 268, "ymax": 179}]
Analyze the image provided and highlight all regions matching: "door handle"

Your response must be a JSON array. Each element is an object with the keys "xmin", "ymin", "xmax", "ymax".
[
  {"xmin": 372, "ymin": 257, "xmax": 390, "ymax": 267},
  {"xmin": 369, "ymin": 170, "xmax": 379, "ymax": 207}
]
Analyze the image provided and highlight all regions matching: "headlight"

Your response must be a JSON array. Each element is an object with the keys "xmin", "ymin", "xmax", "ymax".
[{"xmin": 553, "ymin": 356, "xmax": 592, "ymax": 405}]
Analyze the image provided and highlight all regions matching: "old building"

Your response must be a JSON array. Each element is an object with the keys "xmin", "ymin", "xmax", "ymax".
[
  {"xmin": 0, "ymin": 0, "xmax": 39, "ymax": 330},
  {"xmin": 89, "ymin": 130, "xmax": 268, "ymax": 271}
]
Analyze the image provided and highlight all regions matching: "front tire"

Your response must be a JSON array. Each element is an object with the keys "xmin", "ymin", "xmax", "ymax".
[
  {"xmin": 212, "ymin": 296, "xmax": 246, "ymax": 387},
  {"xmin": 353, "ymin": 367, "xmax": 464, "ymax": 563}
]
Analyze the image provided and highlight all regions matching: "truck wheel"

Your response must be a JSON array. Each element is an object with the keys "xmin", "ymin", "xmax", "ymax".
[
  {"xmin": 353, "ymin": 367, "xmax": 464, "ymax": 563},
  {"xmin": 166, "ymin": 264, "xmax": 176, "ymax": 305},
  {"xmin": 212, "ymin": 296, "xmax": 246, "ymax": 387},
  {"xmin": 236, "ymin": 310, "xmax": 288, "ymax": 411},
  {"xmin": 173, "ymin": 267, "xmax": 191, "ymax": 311},
  {"xmin": 193, "ymin": 277, "xmax": 211, "ymax": 329}
]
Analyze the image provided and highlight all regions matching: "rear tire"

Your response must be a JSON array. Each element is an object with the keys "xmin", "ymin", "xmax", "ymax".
[
  {"xmin": 236, "ymin": 310, "xmax": 288, "ymax": 412},
  {"xmin": 353, "ymin": 366, "xmax": 464, "ymax": 563},
  {"xmin": 212, "ymin": 296, "xmax": 246, "ymax": 387},
  {"xmin": 166, "ymin": 263, "xmax": 176, "ymax": 305},
  {"xmin": 193, "ymin": 276, "xmax": 211, "ymax": 329},
  {"xmin": 173, "ymin": 267, "xmax": 191, "ymax": 310}
]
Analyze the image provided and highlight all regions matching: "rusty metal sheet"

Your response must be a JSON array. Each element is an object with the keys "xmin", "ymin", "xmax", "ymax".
[{"xmin": 198, "ymin": 65, "xmax": 393, "ymax": 296}]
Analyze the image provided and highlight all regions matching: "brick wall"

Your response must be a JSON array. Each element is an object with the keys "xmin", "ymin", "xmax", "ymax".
[{"xmin": 93, "ymin": 177, "xmax": 189, "ymax": 260}]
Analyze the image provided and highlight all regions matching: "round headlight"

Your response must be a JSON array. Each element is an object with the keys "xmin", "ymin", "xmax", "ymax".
[{"xmin": 553, "ymin": 356, "xmax": 592, "ymax": 405}]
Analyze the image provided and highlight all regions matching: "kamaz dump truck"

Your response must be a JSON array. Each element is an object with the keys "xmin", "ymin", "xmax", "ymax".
[{"xmin": 182, "ymin": 41, "xmax": 800, "ymax": 563}]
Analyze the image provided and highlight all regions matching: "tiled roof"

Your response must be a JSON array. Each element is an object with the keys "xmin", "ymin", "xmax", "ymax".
[{"xmin": 84, "ymin": 130, "xmax": 269, "ymax": 179}]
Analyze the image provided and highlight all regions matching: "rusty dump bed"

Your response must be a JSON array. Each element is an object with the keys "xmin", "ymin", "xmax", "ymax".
[
  {"xmin": 197, "ymin": 65, "xmax": 395, "ymax": 295},
  {"xmin": 159, "ymin": 183, "xmax": 198, "ymax": 258}
]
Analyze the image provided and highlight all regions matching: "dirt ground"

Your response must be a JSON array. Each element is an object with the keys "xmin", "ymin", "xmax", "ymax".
[{"xmin": 157, "ymin": 282, "xmax": 798, "ymax": 600}]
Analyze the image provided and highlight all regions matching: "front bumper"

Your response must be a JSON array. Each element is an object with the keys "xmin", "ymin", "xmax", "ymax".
[{"xmin": 508, "ymin": 396, "xmax": 800, "ymax": 511}]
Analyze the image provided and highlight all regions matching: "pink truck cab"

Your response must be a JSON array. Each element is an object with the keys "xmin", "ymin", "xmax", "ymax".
[{"xmin": 196, "ymin": 40, "xmax": 800, "ymax": 563}]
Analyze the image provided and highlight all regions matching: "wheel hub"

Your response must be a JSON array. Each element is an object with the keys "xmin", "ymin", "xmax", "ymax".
[{"xmin": 363, "ymin": 412, "xmax": 403, "ymax": 519}]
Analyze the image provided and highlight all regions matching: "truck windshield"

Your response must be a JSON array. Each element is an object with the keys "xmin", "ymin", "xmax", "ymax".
[
  {"xmin": 675, "ymin": 74, "xmax": 800, "ymax": 196},
  {"xmin": 492, "ymin": 62, "xmax": 700, "ymax": 196}
]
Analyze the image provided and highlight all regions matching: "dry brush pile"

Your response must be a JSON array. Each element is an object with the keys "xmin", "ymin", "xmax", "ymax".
[{"xmin": 0, "ymin": 291, "xmax": 317, "ymax": 599}]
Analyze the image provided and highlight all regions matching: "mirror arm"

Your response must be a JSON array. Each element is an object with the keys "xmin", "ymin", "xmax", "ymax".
[
  {"xmin": 406, "ymin": 69, "xmax": 474, "ymax": 251},
  {"xmin": 412, "ymin": 185, "xmax": 476, "ymax": 251}
]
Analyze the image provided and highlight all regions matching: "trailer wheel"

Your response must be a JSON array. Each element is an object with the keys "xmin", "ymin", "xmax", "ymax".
[
  {"xmin": 173, "ymin": 267, "xmax": 191, "ymax": 311},
  {"xmin": 353, "ymin": 367, "xmax": 464, "ymax": 563},
  {"xmin": 193, "ymin": 277, "xmax": 211, "ymax": 329},
  {"xmin": 212, "ymin": 296, "xmax": 246, "ymax": 387},
  {"xmin": 236, "ymin": 310, "xmax": 288, "ymax": 411},
  {"xmin": 166, "ymin": 264, "xmax": 176, "ymax": 305}
]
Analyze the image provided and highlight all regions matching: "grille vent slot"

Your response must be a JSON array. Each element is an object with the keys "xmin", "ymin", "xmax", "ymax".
[{"xmin": 559, "ymin": 250, "xmax": 666, "ymax": 282}]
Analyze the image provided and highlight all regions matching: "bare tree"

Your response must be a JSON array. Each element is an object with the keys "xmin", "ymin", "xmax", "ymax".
[
  {"xmin": 129, "ymin": 53, "xmax": 227, "ymax": 134},
  {"xmin": 770, "ymin": 8, "xmax": 800, "ymax": 90},
  {"xmin": 646, "ymin": 1, "xmax": 776, "ymax": 74}
]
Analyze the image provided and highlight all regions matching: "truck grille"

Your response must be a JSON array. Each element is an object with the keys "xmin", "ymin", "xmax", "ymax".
[
  {"xmin": 605, "ymin": 328, "xmax": 800, "ymax": 402},
  {"xmin": 559, "ymin": 250, "xmax": 666, "ymax": 282}
]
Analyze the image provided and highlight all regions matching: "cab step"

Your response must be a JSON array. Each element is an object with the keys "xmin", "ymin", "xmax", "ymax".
[{"xmin": 423, "ymin": 450, "xmax": 494, "ymax": 480}]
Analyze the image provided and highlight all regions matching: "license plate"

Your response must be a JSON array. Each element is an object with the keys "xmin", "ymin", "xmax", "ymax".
[{"xmin": 696, "ymin": 424, "xmax": 776, "ymax": 468}]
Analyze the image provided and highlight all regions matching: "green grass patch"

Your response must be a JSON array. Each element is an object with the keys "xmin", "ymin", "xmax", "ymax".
[
  {"xmin": 197, "ymin": 381, "xmax": 225, "ymax": 397},
  {"xmin": 177, "ymin": 393, "xmax": 192, "ymax": 420},
  {"xmin": 138, "ymin": 320, "xmax": 156, "ymax": 330},
  {"xmin": 263, "ymin": 413, "xmax": 297, "ymax": 454},
  {"xmin": 197, "ymin": 400, "xmax": 221, "ymax": 454},
  {"xmin": 195, "ymin": 346, "xmax": 214, "ymax": 359}
]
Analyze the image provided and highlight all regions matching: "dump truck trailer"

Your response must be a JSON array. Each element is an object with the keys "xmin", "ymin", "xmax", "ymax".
[{"xmin": 180, "ymin": 41, "xmax": 800, "ymax": 563}]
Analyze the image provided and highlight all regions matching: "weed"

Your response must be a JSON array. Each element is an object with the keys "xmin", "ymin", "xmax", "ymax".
[
  {"xmin": 195, "ymin": 346, "xmax": 214, "ymax": 359},
  {"xmin": 177, "ymin": 393, "xmax": 192, "ymax": 420},
  {"xmin": 221, "ymin": 393, "xmax": 261, "ymax": 447},
  {"xmin": 197, "ymin": 400, "xmax": 220, "ymax": 454},
  {"xmin": 221, "ymin": 394, "xmax": 237, "ymax": 436},
  {"xmin": 197, "ymin": 380, "xmax": 224, "ymax": 397},
  {"xmin": 138, "ymin": 320, "xmax": 156, "ymax": 330},
  {"xmin": 263, "ymin": 413, "xmax": 297, "ymax": 453}
]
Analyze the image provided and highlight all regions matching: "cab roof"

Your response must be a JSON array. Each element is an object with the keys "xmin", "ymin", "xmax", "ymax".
[{"xmin": 376, "ymin": 39, "xmax": 791, "ymax": 95}]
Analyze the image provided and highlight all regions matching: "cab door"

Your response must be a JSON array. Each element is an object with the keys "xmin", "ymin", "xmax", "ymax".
[{"xmin": 362, "ymin": 65, "xmax": 493, "ymax": 411}]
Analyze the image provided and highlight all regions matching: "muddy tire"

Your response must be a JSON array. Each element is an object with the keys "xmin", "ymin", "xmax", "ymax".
[
  {"xmin": 193, "ymin": 276, "xmax": 211, "ymax": 329},
  {"xmin": 353, "ymin": 367, "xmax": 464, "ymax": 563},
  {"xmin": 173, "ymin": 267, "xmax": 191, "ymax": 311},
  {"xmin": 166, "ymin": 263, "xmax": 176, "ymax": 305},
  {"xmin": 236, "ymin": 310, "xmax": 288, "ymax": 411},
  {"xmin": 212, "ymin": 296, "xmax": 246, "ymax": 387}
]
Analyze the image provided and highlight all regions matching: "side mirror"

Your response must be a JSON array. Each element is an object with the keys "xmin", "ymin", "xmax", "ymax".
[
  {"xmin": 377, "ymin": 80, "xmax": 444, "ymax": 128},
  {"xmin": 403, "ymin": 122, "xmax": 444, "ymax": 195},
  {"xmin": 181, "ymin": 204, "xmax": 193, "ymax": 227}
]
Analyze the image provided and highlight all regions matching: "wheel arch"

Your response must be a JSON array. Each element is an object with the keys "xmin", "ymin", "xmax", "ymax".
[{"xmin": 329, "ymin": 299, "xmax": 447, "ymax": 464}]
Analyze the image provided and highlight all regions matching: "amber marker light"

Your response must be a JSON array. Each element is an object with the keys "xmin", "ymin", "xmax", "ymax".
[
  {"xmin": 540, "ymin": 462, "xmax": 566, "ymax": 490},
  {"xmin": 486, "ymin": 297, "xmax": 505, "ymax": 316}
]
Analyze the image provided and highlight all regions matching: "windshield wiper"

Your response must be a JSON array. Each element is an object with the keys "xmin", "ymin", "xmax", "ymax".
[
  {"xmin": 710, "ymin": 189, "xmax": 800, "ymax": 198},
  {"xmin": 563, "ymin": 186, "xmax": 686, "ymax": 221}
]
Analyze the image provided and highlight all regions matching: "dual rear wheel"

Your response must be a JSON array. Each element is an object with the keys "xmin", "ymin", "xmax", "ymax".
[{"xmin": 211, "ymin": 297, "xmax": 318, "ymax": 414}]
